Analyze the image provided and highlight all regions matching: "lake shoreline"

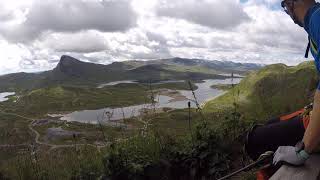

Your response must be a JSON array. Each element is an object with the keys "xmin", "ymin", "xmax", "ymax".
[
  {"xmin": 0, "ymin": 92, "xmax": 15, "ymax": 102},
  {"xmin": 49, "ymin": 78, "xmax": 242, "ymax": 124}
]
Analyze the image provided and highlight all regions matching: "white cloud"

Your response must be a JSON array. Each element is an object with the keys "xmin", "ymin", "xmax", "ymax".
[
  {"xmin": 0, "ymin": 40, "xmax": 48, "ymax": 74},
  {"xmin": 0, "ymin": 41, "xmax": 25, "ymax": 74},
  {"xmin": 157, "ymin": 0, "xmax": 251, "ymax": 29},
  {"xmin": 0, "ymin": 0, "xmax": 315, "ymax": 75},
  {"xmin": 39, "ymin": 31, "xmax": 108, "ymax": 53},
  {"xmin": 0, "ymin": 0, "xmax": 137, "ymax": 43}
]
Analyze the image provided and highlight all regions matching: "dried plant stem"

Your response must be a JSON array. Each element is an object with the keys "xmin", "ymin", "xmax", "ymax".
[
  {"xmin": 188, "ymin": 80, "xmax": 206, "ymax": 121},
  {"xmin": 188, "ymin": 101, "xmax": 194, "ymax": 146}
]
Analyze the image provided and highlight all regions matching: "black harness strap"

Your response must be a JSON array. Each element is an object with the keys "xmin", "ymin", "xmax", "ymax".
[
  {"xmin": 306, "ymin": 37, "xmax": 318, "ymax": 58},
  {"xmin": 305, "ymin": 38, "xmax": 311, "ymax": 58}
]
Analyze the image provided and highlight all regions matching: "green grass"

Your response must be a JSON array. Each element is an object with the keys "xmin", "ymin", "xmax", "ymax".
[
  {"xmin": 0, "ymin": 80, "xmax": 201, "ymax": 179},
  {"xmin": 33, "ymin": 120, "xmax": 136, "ymax": 145},
  {"xmin": 0, "ymin": 114, "xmax": 32, "ymax": 145},
  {"xmin": 1, "ymin": 61, "xmax": 318, "ymax": 179},
  {"xmin": 124, "ymin": 108, "xmax": 226, "ymax": 138},
  {"xmin": 136, "ymin": 109, "xmax": 202, "ymax": 136},
  {"xmin": 0, "ymin": 82, "xmax": 196, "ymax": 117},
  {"xmin": 210, "ymin": 84, "xmax": 234, "ymax": 90},
  {"xmin": 0, "ymin": 108, "xmax": 238, "ymax": 180},
  {"xmin": 1, "ymin": 145, "xmax": 106, "ymax": 180},
  {"xmin": 204, "ymin": 61, "xmax": 318, "ymax": 122},
  {"xmin": 164, "ymin": 64, "xmax": 220, "ymax": 74},
  {"xmin": 0, "ymin": 113, "xmax": 34, "ymax": 175}
]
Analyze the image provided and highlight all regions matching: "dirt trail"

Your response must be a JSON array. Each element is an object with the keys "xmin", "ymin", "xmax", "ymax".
[{"xmin": 0, "ymin": 111, "xmax": 108, "ymax": 150}]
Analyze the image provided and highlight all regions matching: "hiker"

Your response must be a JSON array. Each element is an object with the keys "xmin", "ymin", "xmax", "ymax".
[{"xmin": 245, "ymin": 0, "xmax": 320, "ymax": 169}]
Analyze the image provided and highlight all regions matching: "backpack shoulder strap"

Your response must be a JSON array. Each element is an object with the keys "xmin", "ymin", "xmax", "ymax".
[{"xmin": 305, "ymin": 37, "xmax": 311, "ymax": 58}]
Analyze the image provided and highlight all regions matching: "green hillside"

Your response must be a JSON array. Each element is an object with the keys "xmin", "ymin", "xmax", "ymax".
[
  {"xmin": 1, "ymin": 82, "xmax": 196, "ymax": 116},
  {"xmin": 5, "ymin": 59, "xmax": 315, "ymax": 179},
  {"xmin": 204, "ymin": 61, "xmax": 318, "ymax": 122},
  {"xmin": 0, "ymin": 56, "xmax": 262, "ymax": 91}
]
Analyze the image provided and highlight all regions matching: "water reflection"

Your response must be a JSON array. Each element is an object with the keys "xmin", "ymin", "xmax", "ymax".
[
  {"xmin": 0, "ymin": 92, "xmax": 15, "ymax": 102},
  {"xmin": 97, "ymin": 80, "xmax": 138, "ymax": 88},
  {"xmin": 58, "ymin": 78, "xmax": 242, "ymax": 123}
]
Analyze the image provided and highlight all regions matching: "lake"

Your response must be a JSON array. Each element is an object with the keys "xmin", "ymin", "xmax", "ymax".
[
  {"xmin": 0, "ymin": 92, "xmax": 15, "ymax": 102},
  {"xmin": 97, "ymin": 80, "xmax": 138, "ymax": 88},
  {"xmin": 55, "ymin": 78, "xmax": 242, "ymax": 124}
]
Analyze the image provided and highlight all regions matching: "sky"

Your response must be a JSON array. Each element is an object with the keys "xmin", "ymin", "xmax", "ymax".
[{"xmin": 0, "ymin": 0, "xmax": 316, "ymax": 75}]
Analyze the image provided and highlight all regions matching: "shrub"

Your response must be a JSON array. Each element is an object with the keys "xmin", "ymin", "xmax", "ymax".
[{"xmin": 102, "ymin": 121, "xmax": 233, "ymax": 180}]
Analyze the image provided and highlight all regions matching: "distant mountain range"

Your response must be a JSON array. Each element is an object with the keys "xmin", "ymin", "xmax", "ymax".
[{"xmin": 0, "ymin": 55, "xmax": 263, "ymax": 91}]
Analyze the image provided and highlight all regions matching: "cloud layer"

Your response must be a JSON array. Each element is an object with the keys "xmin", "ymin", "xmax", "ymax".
[
  {"xmin": 0, "ymin": 0, "xmax": 137, "ymax": 42},
  {"xmin": 41, "ymin": 31, "xmax": 108, "ymax": 53},
  {"xmin": 157, "ymin": 0, "xmax": 251, "ymax": 29},
  {"xmin": 0, "ymin": 0, "xmax": 313, "ymax": 75}
]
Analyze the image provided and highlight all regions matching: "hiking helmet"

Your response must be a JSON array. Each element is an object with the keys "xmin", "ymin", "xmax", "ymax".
[{"xmin": 281, "ymin": 0, "xmax": 304, "ymax": 27}]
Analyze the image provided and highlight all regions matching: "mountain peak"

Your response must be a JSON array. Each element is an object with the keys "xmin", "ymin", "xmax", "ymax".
[
  {"xmin": 58, "ymin": 55, "xmax": 82, "ymax": 66},
  {"xmin": 53, "ymin": 55, "xmax": 88, "ymax": 77}
]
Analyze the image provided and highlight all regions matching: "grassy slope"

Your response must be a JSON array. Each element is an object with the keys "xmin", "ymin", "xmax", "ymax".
[
  {"xmin": 3, "ymin": 61, "xmax": 316, "ymax": 179},
  {"xmin": 127, "ymin": 64, "xmax": 226, "ymax": 83},
  {"xmin": 0, "ymin": 80, "xmax": 198, "ymax": 148},
  {"xmin": 0, "ymin": 113, "xmax": 33, "ymax": 171},
  {"xmin": 0, "ymin": 114, "xmax": 32, "ymax": 145},
  {"xmin": 123, "ymin": 57, "xmax": 261, "ymax": 75},
  {"xmin": 33, "ymin": 120, "xmax": 136, "ymax": 145},
  {"xmin": 0, "ymin": 72, "xmax": 47, "ymax": 92},
  {"xmin": 5, "ymin": 60, "xmax": 315, "ymax": 147},
  {"xmin": 0, "ymin": 82, "xmax": 196, "ymax": 117},
  {"xmin": 163, "ymin": 64, "xmax": 220, "ymax": 74},
  {"xmin": 204, "ymin": 61, "xmax": 318, "ymax": 122},
  {"xmin": 210, "ymin": 84, "xmax": 234, "ymax": 91},
  {"xmin": 1, "ymin": 145, "xmax": 106, "ymax": 179},
  {"xmin": 0, "ymin": 57, "xmax": 233, "ymax": 92}
]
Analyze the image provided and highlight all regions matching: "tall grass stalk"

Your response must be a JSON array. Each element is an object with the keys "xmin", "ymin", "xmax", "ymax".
[
  {"xmin": 96, "ymin": 111, "xmax": 108, "ymax": 145},
  {"xmin": 188, "ymin": 80, "xmax": 206, "ymax": 122}
]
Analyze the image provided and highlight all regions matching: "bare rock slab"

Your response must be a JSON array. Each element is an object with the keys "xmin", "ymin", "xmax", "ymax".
[{"xmin": 270, "ymin": 155, "xmax": 320, "ymax": 180}]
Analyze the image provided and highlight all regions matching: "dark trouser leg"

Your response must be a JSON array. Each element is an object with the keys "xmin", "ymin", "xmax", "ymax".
[
  {"xmin": 265, "ymin": 117, "xmax": 281, "ymax": 125},
  {"xmin": 245, "ymin": 116, "xmax": 305, "ymax": 160}
]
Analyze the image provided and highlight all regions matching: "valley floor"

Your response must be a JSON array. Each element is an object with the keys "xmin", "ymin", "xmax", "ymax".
[
  {"xmin": 1, "ymin": 61, "xmax": 317, "ymax": 179},
  {"xmin": 0, "ymin": 81, "xmax": 220, "ymax": 178}
]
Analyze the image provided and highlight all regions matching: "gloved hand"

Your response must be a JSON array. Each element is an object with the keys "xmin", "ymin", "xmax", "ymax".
[{"xmin": 273, "ymin": 146, "xmax": 307, "ymax": 166}]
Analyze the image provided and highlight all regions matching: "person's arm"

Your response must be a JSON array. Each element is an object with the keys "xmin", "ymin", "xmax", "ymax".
[
  {"xmin": 273, "ymin": 90, "xmax": 320, "ymax": 167},
  {"xmin": 304, "ymin": 89, "xmax": 320, "ymax": 153},
  {"xmin": 304, "ymin": 5, "xmax": 320, "ymax": 153},
  {"xmin": 273, "ymin": 6, "xmax": 320, "ymax": 166}
]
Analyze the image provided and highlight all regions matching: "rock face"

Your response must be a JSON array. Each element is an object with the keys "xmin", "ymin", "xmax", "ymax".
[
  {"xmin": 53, "ymin": 55, "xmax": 94, "ymax": 77},
  {"xmin": 270, "ymin": 155, "xmax": 320, "ymax": 180}
]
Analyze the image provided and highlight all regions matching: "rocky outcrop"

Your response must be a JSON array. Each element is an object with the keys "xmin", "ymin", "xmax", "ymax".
[{"xmin": 271, "ymin": 155, "xmax": 320, "ymax": 180}]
